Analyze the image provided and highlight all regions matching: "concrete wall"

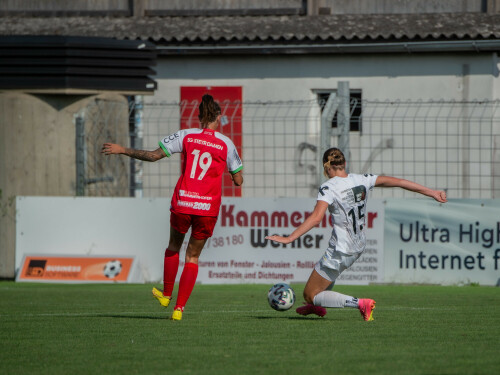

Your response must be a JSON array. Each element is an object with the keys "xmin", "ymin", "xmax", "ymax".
[
  {"xmin": 152, "ymin": 52, "xmax": 496, "ymax": 102},
  {"xmin": 0, "ymin": 92, "xmax": 128, "ymax": 278},
  {"xmin": 147, "ymin": 52, "xmax": 499, "ymax": 201}
]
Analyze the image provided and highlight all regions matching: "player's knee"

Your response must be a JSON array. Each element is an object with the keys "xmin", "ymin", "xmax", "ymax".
[{"xmin": 184, "ymin": 251, "xmax": 201, "ymax": 264}]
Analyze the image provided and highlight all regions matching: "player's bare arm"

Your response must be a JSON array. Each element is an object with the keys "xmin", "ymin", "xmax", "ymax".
[
  {"xmin": 231, "ymin": 171, "xmax": 243, "ymax": 186},
  {"xmin": 375, "ymin": 175, "xmax": 447, "ymax": 203},
  {"xmin": 101, "ymin": 143, "xmax": 166, "ymax": 162},
  {"xmin": 266, "ymin": 200, "xmax": 328, "ymax": 244}
]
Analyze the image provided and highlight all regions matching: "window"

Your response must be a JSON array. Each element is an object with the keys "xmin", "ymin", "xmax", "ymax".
[{"xmin": 317, "ymin": 90, "xmax": 362, "ymax": 132}]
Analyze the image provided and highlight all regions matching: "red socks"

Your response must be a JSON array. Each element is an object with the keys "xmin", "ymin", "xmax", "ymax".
[
  {"xmin": 163, "ymin": 248, "xmax": 199, "ymax": 311},
  {"xmin": 163, "ymin": 249, "xmax": 179, "ymax": 297},
  {"xmin": 174, "ymin": 262, "xmax": 199, "ymax": 311}
]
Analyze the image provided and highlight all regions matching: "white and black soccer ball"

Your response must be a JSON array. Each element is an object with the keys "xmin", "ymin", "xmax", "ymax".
[
  {"xmin": 267, "ymin": 283, "xmax": 295, "ymax": 311},
  {"xmin": 103, "ymin": 260, "xmax": 122, "ymax": 278}
]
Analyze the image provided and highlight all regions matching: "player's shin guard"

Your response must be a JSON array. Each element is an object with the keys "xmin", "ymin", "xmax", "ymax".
[
  {"xmin": 174, "ymin": 262, "xmax": 199, "ymax": 311},
  {"xmin": 163, "ymin": 249, "xmax": 180, "ymax": 298}
]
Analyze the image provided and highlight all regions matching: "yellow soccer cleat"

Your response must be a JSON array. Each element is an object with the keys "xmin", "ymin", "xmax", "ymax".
[
  {"xmin": 152, "ymin": 287, "xmax": 171, "ymax": 308},
  {"xmin": 171, "ymin": 308, "xmax": 183, "ymax": 321}
]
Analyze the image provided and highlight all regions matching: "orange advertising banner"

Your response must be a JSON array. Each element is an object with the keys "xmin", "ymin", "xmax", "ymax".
[{"xmin": 17, "ymin": 255, "xmax": 134, "ymax": 283}]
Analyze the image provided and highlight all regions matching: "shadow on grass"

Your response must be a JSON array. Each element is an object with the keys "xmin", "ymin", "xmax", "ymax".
[
  {"xmin": 66, "ymin": 313, "xmax": 168, "ymax": 320},
  {"xmin": 103, "ymin": 314, "xmax": 168, "ymax": 320}
]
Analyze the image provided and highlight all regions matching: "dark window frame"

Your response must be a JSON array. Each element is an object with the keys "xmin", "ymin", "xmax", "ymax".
[{"xmin": 316, "ymin": 90, "xmax": 362, "ymax": 133}]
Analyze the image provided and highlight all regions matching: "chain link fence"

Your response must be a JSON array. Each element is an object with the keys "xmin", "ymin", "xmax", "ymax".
[
  {"xmin": 347, "ymin": 99, "xmax": 500, "ymax": 199},
  {"xmin": 78, "ymin": 97, "xmax": 500, "ymax": 199}
]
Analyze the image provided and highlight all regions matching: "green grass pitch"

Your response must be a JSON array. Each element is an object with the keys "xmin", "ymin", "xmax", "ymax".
[{"xmin": 0, "ymin": 282, "xmax": 499, "ymax": 375}]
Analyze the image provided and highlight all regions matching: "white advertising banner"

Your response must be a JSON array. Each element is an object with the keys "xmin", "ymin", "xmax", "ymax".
[
  {"xmin": 16, "ymin": 197, "xmax": 500, "ymax": 285},
  {"xmin": 15, "ymin": 196, "xmax": 385, "ymax": 285},
  {"xmin": 384, "ymin": 199, "xmax": 500, "ymax": 286},
  {"xmin": 188, "ymin": 197, "xmax": 385, "ymax": 285},
  {"xmin": 15, "ymin": 196, "xmax": 169, "ymax": 283}
]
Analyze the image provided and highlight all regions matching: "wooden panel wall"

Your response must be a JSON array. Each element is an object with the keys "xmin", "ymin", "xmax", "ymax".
[
  {"xmin": 3, "ymin": 0, "xmax": 498, "ymax": 15},
  {"xmin": 309, "ymin": 0, "xmax": 492, "ymax": 15},
  {"xmin": 0, "ymin": 0, "xmax": 129, "ymax": 11}
]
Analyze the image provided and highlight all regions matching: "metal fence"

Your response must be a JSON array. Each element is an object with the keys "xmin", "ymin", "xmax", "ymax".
[
  {"xmin": 79, "ymin": 96, "xmax": 500, "ymax": 199},
  {"xmin": 354, "ymin": 99, "xmax": 499, "ymax": 199}
]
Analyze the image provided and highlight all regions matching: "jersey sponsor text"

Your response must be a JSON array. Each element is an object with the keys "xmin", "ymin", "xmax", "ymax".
[{"xmin": 187, "ymin": 137, "xmax": 224, "ymax": 150}]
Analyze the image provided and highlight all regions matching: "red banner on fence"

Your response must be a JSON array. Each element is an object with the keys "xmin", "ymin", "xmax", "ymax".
[{"xmin": 180, "ymin": 86, "xmax": 242, "ymax": 197}]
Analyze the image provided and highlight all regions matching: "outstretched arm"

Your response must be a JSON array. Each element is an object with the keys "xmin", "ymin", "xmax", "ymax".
[
  {"xmin": 266, "ymin": 201, "xmax": 329, "ymax": 244},
  {"xmin": 375, "ymin": 176, "xmax": 447, "ymax": 203},
  {"xmin": 101, "ymin": 143, "xmax": 166, "ymax": 162}
]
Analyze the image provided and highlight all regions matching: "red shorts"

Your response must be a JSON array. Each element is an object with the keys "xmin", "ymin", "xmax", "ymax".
[{"xmin": 170, "ymin": 211, "xmax": 218, "ymax": 240}]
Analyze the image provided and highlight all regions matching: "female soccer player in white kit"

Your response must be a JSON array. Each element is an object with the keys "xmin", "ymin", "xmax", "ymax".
[{"xmin": 266, "ymin": 147, "xmax": 447, "ymax": 320}]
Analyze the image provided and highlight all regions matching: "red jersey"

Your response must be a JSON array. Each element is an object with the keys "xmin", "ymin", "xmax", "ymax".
[{"xmin": 159, "ymin": 128, "xmax": 243, "ymax": 217}]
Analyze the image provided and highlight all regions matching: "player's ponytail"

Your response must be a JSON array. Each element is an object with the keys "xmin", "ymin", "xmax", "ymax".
[
  {"xmin": 198, "ymin": 94, "xmax": 221, "ymax": 128},
  {"xmin": 323, "ymin": 147, "xmax": 346, "ymax": 176}
]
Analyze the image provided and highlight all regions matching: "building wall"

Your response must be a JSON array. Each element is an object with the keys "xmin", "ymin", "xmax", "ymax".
[
  {"xmin": 146, "ymin": 52, "xmax": 498, "ymax": 200},
  {"xmin": 0, "ymin": 92, "xmax": 128, "ymax": 278},
  {"xmin": 310, "ymin": 0, "xmax": 488, "ymax": 15},
  {"xmin": 152, "ymin": 53, "xmax": 495, "ymax": 103},
  {"xmin": 0, "ymin": 0, "xmax": 130, "ymax": 12},
  {"xmin": 2, "ymin": 0, "xmax": 497, "ymax": 15}
]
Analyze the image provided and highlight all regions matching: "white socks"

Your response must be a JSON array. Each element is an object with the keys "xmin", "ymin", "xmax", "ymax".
[{"xmin": 313, "ymin": 291, "xmax": 359, "ymax": 308}]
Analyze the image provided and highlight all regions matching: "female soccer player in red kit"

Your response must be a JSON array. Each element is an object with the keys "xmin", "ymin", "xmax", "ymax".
[{"xmin": 102, "ymin": 94, "xmax": 243, "ymax": 321}]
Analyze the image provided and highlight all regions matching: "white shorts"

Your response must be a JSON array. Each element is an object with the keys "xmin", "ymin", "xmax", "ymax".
[{"xmin": 314, "ymin": 248, "xmax": 362, "ymax": 283}]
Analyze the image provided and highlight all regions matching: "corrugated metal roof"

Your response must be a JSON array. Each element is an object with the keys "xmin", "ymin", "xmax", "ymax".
[{"xmin": 1, "ymin": 13, "xmax": 500, "ymax": 44}]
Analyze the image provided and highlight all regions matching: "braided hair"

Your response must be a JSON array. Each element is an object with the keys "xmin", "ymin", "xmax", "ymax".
[
  {"xmin": 198, "ymin": 94, "xmax": 221, "ymax": 128},
  {"xmin": 322, "ymin": 147, "xmax": 346, "ymax": 176}
]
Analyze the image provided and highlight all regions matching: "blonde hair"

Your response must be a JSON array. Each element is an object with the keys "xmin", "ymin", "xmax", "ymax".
[{"xmin": 322, "ymin": 147, "xmax": 346, "ymax": 176}]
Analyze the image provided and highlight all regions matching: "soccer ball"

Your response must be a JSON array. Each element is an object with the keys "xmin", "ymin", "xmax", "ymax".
[
  {"xmin": 103, "ymin": 260, "xmax": 122, "ymax": 278},
  {"xmin": 267, "ymin": 283, "xmax": 295, "ymax": 311}
]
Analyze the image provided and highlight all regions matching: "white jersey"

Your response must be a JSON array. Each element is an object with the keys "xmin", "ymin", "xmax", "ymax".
[{"xmin": 317, "ymin": 173, "xmax": 378, "ymax": 255}]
